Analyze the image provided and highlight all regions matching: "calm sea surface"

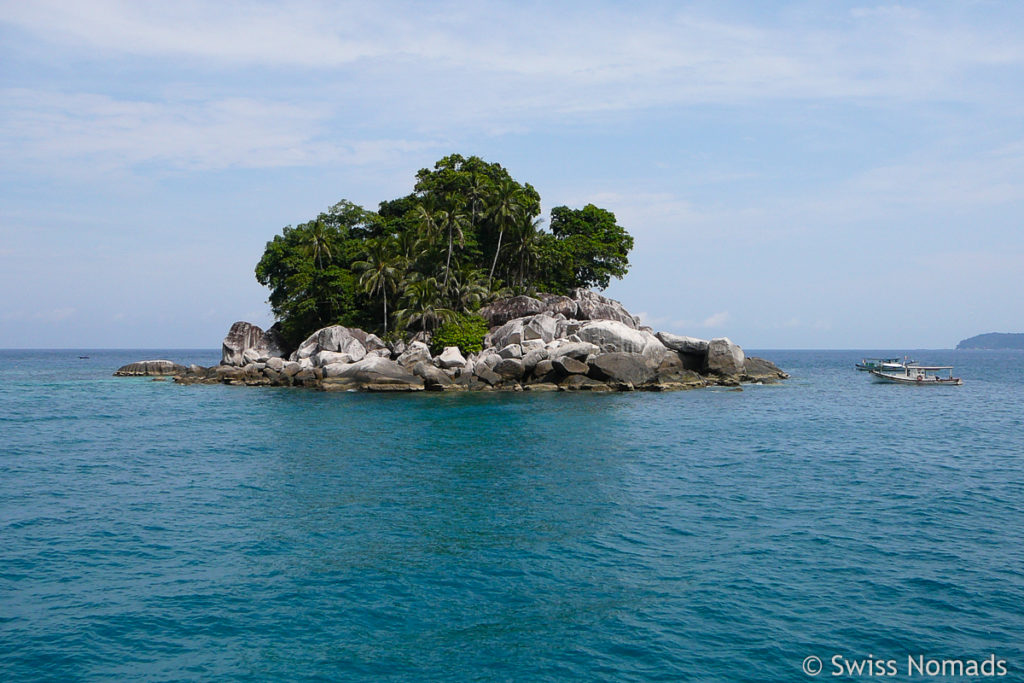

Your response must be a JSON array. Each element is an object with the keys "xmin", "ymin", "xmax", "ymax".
[{"xmin": 1, "ymin": 349, "xmax": 1022, "ymax": 681}]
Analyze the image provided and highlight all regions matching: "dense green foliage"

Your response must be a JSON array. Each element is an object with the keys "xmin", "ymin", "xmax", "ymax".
[
  {"xmin": 256, "ymin": 154, "xmax": 634, "ymax": 346},
  {"xmin": 429, "ymin": 314, "xmax": 491, "ymax": 356}
]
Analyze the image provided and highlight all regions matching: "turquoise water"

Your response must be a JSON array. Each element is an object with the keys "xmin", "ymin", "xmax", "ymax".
[{"xmin": 1, "ymin": 349, "xmax": 1022, "ymax": 681}]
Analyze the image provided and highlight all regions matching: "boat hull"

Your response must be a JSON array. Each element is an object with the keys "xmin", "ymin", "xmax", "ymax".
[{"xmin": 869, "ymin": 370, "xmax": 962, "ymax": 385}]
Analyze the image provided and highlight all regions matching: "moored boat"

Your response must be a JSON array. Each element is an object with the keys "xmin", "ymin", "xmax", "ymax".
[
  {"xmin": 856, "ymin": 357, "xmax": 913, "ymax": 371},
  {"xmin": 869, "ymin": 364, "xmax": 962, "ymax": 385}
]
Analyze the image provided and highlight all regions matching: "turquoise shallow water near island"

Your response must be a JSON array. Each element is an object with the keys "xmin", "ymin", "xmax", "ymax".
[{"xmin": 2, "ymin": 349, "xmax": 1023, "ymax": 681}]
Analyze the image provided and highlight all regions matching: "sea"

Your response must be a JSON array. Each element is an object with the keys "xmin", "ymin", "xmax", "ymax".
[{"xmin": 1, "ymin": 349, "xmax": 1022, "ymax": 682}]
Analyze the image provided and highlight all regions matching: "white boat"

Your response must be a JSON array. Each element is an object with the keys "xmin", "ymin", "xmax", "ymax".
[
  {"xmin": 869, "ymin": 364, "xmax": 962, "ymax": 385},
  {"xmin": 856, "ymin": 357, "xmax": 913, "ymax": 371}
]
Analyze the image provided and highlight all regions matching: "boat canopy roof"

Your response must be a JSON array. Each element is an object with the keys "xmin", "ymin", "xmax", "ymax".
[{"xmin": 906, "ymin": 365, "xmax": 954, "ymax": 370}]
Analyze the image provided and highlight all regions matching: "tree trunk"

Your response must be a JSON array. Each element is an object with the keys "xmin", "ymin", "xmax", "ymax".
[
  {"xmin": 488, "ymin": 228, "xmax": 504, "ymax": 287},
  {"xmin": 444, "ymin": 228, "xmax": 453, "ymax": 288}
]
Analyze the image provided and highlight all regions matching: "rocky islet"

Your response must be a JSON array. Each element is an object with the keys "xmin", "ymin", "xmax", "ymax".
[{"xmin": 115, "ymin": 289, "xmax": 787, "ymax": 392}]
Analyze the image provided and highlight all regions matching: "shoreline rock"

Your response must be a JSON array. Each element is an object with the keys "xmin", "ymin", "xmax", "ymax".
[{"xmin": 115, "ymin": 289, "xmax": 789, "ymax": 392}]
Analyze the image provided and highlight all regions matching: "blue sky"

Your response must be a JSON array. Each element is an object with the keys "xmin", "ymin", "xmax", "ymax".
[{"xmin": 2, "ymin": 1, "xmax": 1022, "ymax": 349}]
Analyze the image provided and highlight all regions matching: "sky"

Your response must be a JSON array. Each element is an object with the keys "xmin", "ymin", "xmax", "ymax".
[{"xmin": 1, "ymin": 0, "xmax": 1022, "ymax": 349}]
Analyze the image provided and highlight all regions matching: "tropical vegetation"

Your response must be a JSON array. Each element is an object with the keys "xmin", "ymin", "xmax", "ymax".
[{"xmin": 255, "ymin": 154, "xmax": 634, "ymax": 348}]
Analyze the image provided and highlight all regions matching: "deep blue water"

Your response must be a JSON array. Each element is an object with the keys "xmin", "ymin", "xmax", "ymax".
[{"xmin": 1, "ymin": 349, "xmax": 1022, "ymax": 681}]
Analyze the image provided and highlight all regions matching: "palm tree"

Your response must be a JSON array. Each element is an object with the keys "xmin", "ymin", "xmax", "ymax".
[
  {"xmin": 436, "ymin": 205, "xmax": 470, "ymax": 289},
  {"xmin": 448, "ymin": 265, "xmax": 490, "ymax": 312},
  {"xmin": 305, "ymin": 218, "xmax": 334, "ymax": 270},
  {"xmin": 353, "ymin": 238, "xmax": 401, "ymax": 334},
  {"xmin": 413, "ymin": 201, "xmax": 441, "ymax": 245},
  {"xmin": 466, "ymin": 172, "xmax": 491, "ymax": 235},
  {"xmin": 510, "ymin": 216, "xmax": 544, "ymax": 288},
  {"xmin": 395, "ymin": 276, "xmax": 456, "ymax": 334},
  {"xmin": 487, "ymin": 180, "xmax": 523, "ymax": 287}
]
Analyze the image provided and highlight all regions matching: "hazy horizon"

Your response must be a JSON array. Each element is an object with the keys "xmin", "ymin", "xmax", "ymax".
[{"xmin": 2, "ymin": 2, "xmax": 1022, "ymax": 349}]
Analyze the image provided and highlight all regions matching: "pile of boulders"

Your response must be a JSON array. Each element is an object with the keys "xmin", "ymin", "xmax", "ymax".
[{"xmin": 115, "ymin": 289, "xmax": 788, "ymax": 392}]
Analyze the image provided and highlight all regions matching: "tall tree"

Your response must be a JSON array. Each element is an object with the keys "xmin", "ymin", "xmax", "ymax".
[
  {"xmin": 436, "ymin": 202, "xmax": 470, "ymax": 288},
  {"xmin": 487, "ymin": 179, "xmax": 523, "ymax": 287},
  {"xmin": 353, "ymin": 238, "xmax": 401, "ymax": 334},
  {"xmin": 395, "ymin": 276, "xmax": 456, "ymax": 333},
  {"xmin": 544, "ymin": 204, "xmax": 634, "ymax": 292},
  {"xmin": 509, "ymin": 216, "xmax": 544, "ymax": 288},
  {"xmin": 305, "ymin": 218, "xmax": 334, "ymax": 270}
]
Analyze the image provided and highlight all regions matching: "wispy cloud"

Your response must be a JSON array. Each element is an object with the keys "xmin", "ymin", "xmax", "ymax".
[
  {"xmin": 0, "ymin": 89, "xmax": 438, "ymax": 173},
  {"xmin": 33, "ymin": 307, "xmax": 77, "ymax": 322}
]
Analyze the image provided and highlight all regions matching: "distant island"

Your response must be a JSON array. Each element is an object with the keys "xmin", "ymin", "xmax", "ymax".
[{"xmin": 956, "ymin": 333, "xmax": 1024, "ymax": 350}]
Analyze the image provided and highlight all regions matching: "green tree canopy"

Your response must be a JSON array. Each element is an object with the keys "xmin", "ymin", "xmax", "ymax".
[
  {"xmin": 539, "ymin": 204, "xmax": 634, "ymax": 292},
  {"xmin": 255, "ymin": 155, "xmax": 633, "ymax": 346}
]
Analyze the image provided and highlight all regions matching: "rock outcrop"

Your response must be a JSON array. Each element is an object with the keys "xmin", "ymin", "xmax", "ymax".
[
  {"xmin": 221, "ymin": 322, "xmax": 286, "ymax": 366},
  {"xmin": 118, "ymin": 289, "xmax": 788, "ymax": 392},
  {"xmin": 114, "ymin": 360, "xmax": 187, "ymax": 376}
]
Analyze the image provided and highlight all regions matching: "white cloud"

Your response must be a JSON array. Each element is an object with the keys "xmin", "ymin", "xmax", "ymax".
[
  {"xmin": 6, "ymin": 2, "xmax": 1022, "ymax": 114},
  {"xmin": 700, "ymin": 311, "xmax": 731, "ymax": 328},
  {"xmin": 0, "ymin": 89, "xmax": 439, "ymax": 173}
]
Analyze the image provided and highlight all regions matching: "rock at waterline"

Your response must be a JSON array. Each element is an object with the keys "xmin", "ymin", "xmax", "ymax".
[{"xmin": 114, "ymin": 360, "xmax": 187, "ymax": 376}]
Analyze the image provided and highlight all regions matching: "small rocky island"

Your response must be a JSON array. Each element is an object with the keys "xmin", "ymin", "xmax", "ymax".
[
  {"xmin": 115, "ymin": 155, "xmax": 788, "ymax": 392},
  {"xmin": 956, "ymin": 332, "xmax": 1024, "ymax": 350},
  {"xmin": 115, "ymin": 288, "xmax": 787, "ymax": 392}
]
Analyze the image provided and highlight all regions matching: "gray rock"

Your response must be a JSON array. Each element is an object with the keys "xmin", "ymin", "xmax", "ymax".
[
  {"xmin": 555, "ymin": 319, "xmax": 584, "ymax": 339},
  {"xmin": 265, "ymin": 356, "xmax": 285, "ymax": 372},
  {"xmin": 221, "ymin": 321, "xmax": 284, "ymax": 366},
  {"xmin": 281, "ymin": 361, "xmax": 302, "ymax": 377},
  {"xmin": 313, "ymin": 350, "xmax": 357, "ymax": 367},
  {"xmin": 396, "ymin": 341, "xmax": 432, "ymax": 369},
  {"xmin": 639, "ymin": 331, "xmax": 670, "ymax": 361},
  {"xmin": 522, "ymin": 313, "xmax": 559, "ymax": 342},
  {"xmin": 547, "ymin": 340, "xmax": 599, "ymax": 361},
  {"xmin": 414, "ymin": 360, "xmax": 454, "ymax": 386},
  {"xmin": 322, "ymin": 361, "xmax": 354, "ymax": 378},
  {"xmin": 743, "ymin": 356, "xmax": 789, "ymax": 381},
  {"xmin": 552, "ymin": 356, "xmax": 589, "ymax": 376},
  {"xmin": 521, "ymin": 348, "xmax": 548, "ymax": 376},
  {"xmin": 332, "ymin": 356, "xmax": 423, "ymax": 387},
  {"xmin": 487, "ymin": 318, "xmax": 525, "ymax": 349},
  {"xmin": 350, "ymin": 330, "xmax": 388, "ymax": 352},
  {"xmin": 435, "ymin": 346, "xmax": 467, "ymax": 369},
  {"xmin": 531, "ymin": 359, "xmax": 555, "ymax": 380},
  {"xmin": 587, "ymin": 352, "xmax": 656, "ymax": 386},
  {"xmin": 477, "ymin": 295, "xmax": 546, "ymax": 326},
  {"xmin": 474, "ymin": 365, "xmax": 502, "ymax": 386},
  {"xmin": 656, "ymin": 332, "xmax": 709, "ymax": 354},
  {"xmin": 315, "ymin": 325, "xmax": 368, "ymax": 360},
  {"xmin": 520, "ymin": 339, "xmax": 545, "ymax": 353},
  {"xmin": 570, "ymin": 288, "xmax": 639, "ymax": 328},
  {"xmin": 576, "ymin": 320, "xmax": 648, "ymax": 354},
  {"xmin": 114, "ymin": 360, "xmax": 187, "ymax": 376},
  {"xmin": 389, "ymin": 340, "xmax": 407, "ymax": 358},
  {"xmin": 541, "ymin": 294, "xmax": 578, "ymax": 319},
  {"xmin": 497, "ymin": 344, "xmax": 523, "ymax": 360},
  {"xmin": 559, "ymin": 374, "xmax": 612, "ymax": 391},
  {"xmin": 493, "ymin": 358, "xmax": 525, "ymax": 380},
  {"xmin": 706, "ymin": 337, "xmax": 745, "ymax": 376}
]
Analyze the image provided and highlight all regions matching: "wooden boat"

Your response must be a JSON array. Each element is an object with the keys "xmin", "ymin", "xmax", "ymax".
[{"xmin": 869, "ymin": 364, "xmax": 962, "ymax": 385}]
